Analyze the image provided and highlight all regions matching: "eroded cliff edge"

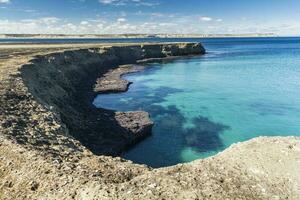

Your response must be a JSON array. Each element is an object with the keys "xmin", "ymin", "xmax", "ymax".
[
  {"xmin": 19, "ymin": 43, "xmax": 205, "ymax": 156},
  {"xmin": 0, "ymin": 43, "xmax": 299, "ymax": 199}
]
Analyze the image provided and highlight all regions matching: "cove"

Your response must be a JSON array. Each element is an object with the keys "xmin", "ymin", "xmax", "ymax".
[{"xmin": 93, "ymin": 38, "xmax": 300, "ymax": 168}]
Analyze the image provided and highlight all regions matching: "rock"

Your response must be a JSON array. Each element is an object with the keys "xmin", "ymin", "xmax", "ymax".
[
  {"xmin": 115, "ymin": 111, "xmax": 154, "ymax": 142},
  {"xmin": 94, "ymin": 65, "xmax": 138, "ymax": 94},
  {"xmin": 30, "ymin": 181, "xmax": 39, "ymax": 191}
]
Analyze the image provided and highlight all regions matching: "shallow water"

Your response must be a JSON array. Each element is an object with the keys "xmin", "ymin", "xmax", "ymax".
[{"xmin": 94, "ymin": 37, "xmax": 300, "ymax": 167}]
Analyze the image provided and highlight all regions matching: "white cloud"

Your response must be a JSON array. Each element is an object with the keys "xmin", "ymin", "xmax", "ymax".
[
  {"xmin": 0, "ymin": 0, "xmax": 10, "ymax": 4},
  {"xmin": 136, "ymin": 1, "xmax": 159, "ymax": 6},
  {"xmin": 199, "ymin": 16, "xmax": 212, "ymax": 22},
  {"xmin": 158, "ymin": 22, "xmax": 176, "ymax": 26},
  {"xmin": 99, "ymin": 0, "xmax": 159, "ymax": 6},
  {"xmin": 99, "ymin": 0, "xmax": 118, "ymax": 4},
  {"xmin": 80, "ymin": 21, "xmax": 89, "ymax": 25},
  {"xmin": 1, "ymin": 15, "xmax": 299, "ymax": 36},
  {"xmin": 117, "ymin": 18, "xmax": 126, "ymax": 22},
  {"xmin": 20, "ymin": 17, "xmax": 60, "ymax": 25},
  {"xmin": 150, "ymin": 12, "xmax": 164, "ymax": 17},
  {"xmin": 150, "ymin": 12, "xmax": 174, "ymax": 18},
  {"xmin": 216, "ymin": 19, "xmax": 223, "ymax": 22},
  {"xmin": 40, "ymin": 17, "xmax": 60, "ymax": 24}
]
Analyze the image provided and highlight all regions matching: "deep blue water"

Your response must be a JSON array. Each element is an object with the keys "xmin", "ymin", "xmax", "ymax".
[{"xmin": 92, "ymin": 37, "xmax": 300, "ymax": 168}]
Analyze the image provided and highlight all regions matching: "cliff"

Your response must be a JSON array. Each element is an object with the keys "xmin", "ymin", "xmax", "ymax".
[
  {"xmin": 18, "ymin": 43, "xmax": 205, "ymax": 156},
  {"xmin": 0, "ymin": 43, "xmax": 299, "ymax": 199}
]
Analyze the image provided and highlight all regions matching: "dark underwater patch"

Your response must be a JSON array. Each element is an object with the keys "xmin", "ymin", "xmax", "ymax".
[{"xmin": 183, "ymin": 116, "xmax": 229, "ymax": 152}]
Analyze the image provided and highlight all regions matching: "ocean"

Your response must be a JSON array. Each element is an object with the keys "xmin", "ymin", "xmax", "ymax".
[{"xmin": 92, "ymin": 37, "xmax": 300, "ymax": 167}]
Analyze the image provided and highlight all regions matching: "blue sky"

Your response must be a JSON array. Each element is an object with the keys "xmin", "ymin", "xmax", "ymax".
[{"xmin": 0, "ymin": 0, "xmax": 300, "ymax": 35}]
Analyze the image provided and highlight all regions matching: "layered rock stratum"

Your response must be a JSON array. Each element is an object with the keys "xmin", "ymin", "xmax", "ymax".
[{"xmin": 0, "ymin": 43, "xmax": 299, "ymax": 199}]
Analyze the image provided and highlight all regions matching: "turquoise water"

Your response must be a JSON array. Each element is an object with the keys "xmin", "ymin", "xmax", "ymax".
[{"xmin": 94, "ymin": 38, "xmax": 300, "ymax": 167}]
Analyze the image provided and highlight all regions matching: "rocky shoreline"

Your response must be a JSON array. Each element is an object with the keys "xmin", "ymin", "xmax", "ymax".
[
  {"xmin": 18, "ymin": 43, "xmax": 205, "ymax": 156},
  {"xmin": 0, "ymin": 43, "xmax": 299, "ymax": 199},
  {"xmin": 94, "ymin": 64, "xmax": 140, "ymax": 94}
]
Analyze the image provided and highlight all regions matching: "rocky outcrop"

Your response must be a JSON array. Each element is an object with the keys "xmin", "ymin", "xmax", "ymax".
[
  {"xmin": 0, "ymin": 43, "xmax": 299, "ymax": 200},
  {"xmin": 94, "ymin": 64, "xmax": 140, "ymax": 93},
  {"xmin": 18, "ymin": 43, "xmax": 205, "ymax": 156},
  {"xmin": 115, "ymin": 111, "xmax": 153, "ymax": 144}
]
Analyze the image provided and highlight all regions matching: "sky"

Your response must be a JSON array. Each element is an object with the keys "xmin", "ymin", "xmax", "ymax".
[{"xmin": 0, "ymin": 0, "xmax": 300, "ymax": 35}]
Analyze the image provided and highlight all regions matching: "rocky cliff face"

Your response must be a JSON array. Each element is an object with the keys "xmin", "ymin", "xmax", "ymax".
[
  {"xmin": 0, "ymin": 43, "xmax": 299, "ymax": 200},
  {"xmin": 19, "ymin": 43, "xmax": 205, "ymax": 156}
]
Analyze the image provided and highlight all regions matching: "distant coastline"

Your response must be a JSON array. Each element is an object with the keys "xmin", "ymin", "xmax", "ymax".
[{"xmin": 0, "ymin": 33, "xmax": 277, "ymax": 39}]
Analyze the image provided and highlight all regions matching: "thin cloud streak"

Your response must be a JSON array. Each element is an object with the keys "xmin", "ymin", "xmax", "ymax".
[{"xmin": 99, "ymin": 0, "xmax": 159, "ymax": 6}]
